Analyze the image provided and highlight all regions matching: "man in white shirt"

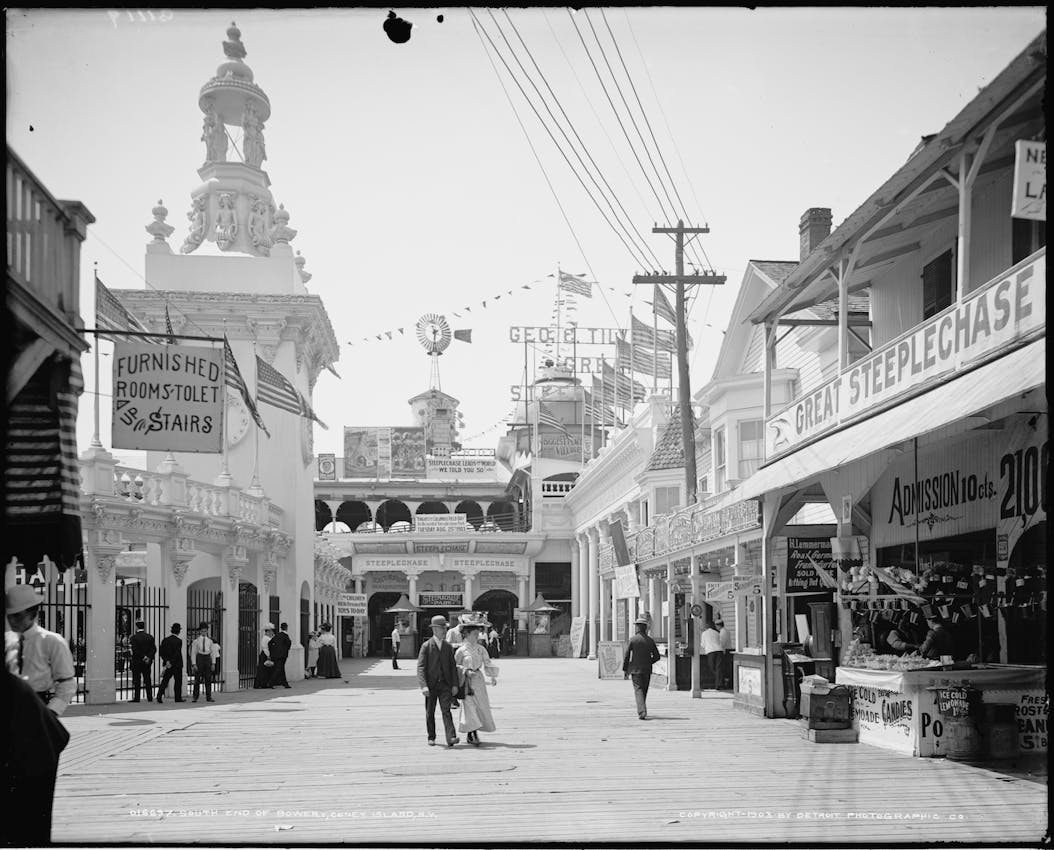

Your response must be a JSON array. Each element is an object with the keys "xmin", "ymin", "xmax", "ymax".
[
  {"xmin": 5, "ymin": 585, "xmax": 76, "ymax": 716},
  {"xmin": 716, "ymin": 618, "xmax": 732, "ymax": 689},
  {"xmin": 445, "ymin": 619, "xmax": 463, "ymax": 647},
  {"xmin": 189, "ymin": 622, "xmax": 219, "ymax": 702},
  {"xmin": 390, "ymin": 622, "xmax": 402, "ymax": 669},
  {"xmin": 700, "ymin": 621, "xmax": 723, "ymax": 690}
]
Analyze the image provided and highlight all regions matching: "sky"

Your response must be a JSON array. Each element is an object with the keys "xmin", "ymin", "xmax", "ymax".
[{"xmin": 6, "ymin": 7, "xmax": 1046, "ymax": 465}]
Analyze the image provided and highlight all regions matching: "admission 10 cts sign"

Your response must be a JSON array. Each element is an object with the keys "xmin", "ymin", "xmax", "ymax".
[{"xmin": 112, "ymin": 343, "xmax": 224, "ymax": 453}]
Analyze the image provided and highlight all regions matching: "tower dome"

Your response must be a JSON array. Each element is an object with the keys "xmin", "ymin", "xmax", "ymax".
[{"xmin": 198, "ymin": 21, "xmax": 271, "ymax": 130}]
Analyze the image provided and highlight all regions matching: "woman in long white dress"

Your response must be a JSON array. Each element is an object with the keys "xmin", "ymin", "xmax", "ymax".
[
  {"xmin": 305, "ymin": 632, "xmax": 320, "ymax": 678},
  {"xmin": 454, "ymin": 624, "xmax": 498, "ymax": 746}
]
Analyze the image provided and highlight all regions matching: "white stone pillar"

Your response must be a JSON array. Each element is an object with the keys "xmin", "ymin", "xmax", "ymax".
[
  {"xmin": 649, "ymin": 576, "xmax": 661, "ymax": 639},
  {"xmin": 222, "ymin": 547, "xmax": 249, "ymax": 691},
  {"xmin": 577, "ymin": 535, "xmax": 589, "ymax": 622},
  {"xmin": 587, "ymin": 527, "xmax": 599, "ymax": 660},
  {"xmin": 599, "ymin": 576, "xmax": 610, "ymax": 642},
  {"xmin": 610, "ymin": 574, "xmax": 619, "ymax": 640},
  {"xmin": 462, "ymin": 573, "xmax": 474, "ymax": 610},
  {"xmin": 666, "ymin": 563, "xmax": 677, "ymax": 691},
  {"xmin": 408, "ymin": 571, "xmax": 419, "ymax": 605},
  {"xmin": 570, "ymin": 541, "xmax": 581, "ymax": 618},
  {"xmin": 517, "ymin": 574, "xmax": 529, "ymax": 632},
  {"xmin": 83, "ymin": 544, "xmax": 121, "ymax": 705}
]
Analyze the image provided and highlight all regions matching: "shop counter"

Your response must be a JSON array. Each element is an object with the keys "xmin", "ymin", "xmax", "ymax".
[
  {"xmin": 836, "ymin": 664, "xmax": 1047, "ymax": 757},
  {"xmin": 732, "ymin": 651, "xmax": 767, "ymax": 716}
]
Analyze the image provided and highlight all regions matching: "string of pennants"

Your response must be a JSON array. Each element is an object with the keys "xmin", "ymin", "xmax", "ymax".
[{"xmin": 345, "ymin": 274, "xmax": 637, "ymax": 346}]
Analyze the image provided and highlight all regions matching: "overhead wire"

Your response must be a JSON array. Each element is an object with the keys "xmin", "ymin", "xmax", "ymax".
[
  {"xmin": 500, "ymin": 9, "xmax": 664, "ymax": 272},
  {"xmin": 468, "ymin": 11, "xmax": 621, "ymax": 329}
]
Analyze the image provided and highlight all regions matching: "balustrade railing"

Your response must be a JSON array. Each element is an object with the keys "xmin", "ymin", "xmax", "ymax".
[{"xmin": 541, "ymin": 480, "xmax": 575, "ymax": 496}]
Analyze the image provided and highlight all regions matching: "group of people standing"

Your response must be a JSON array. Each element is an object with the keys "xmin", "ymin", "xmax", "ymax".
[
  {"xmin": 304, "ymin": 622, "xmax": 341, "ymax": 679},
  {"xmin": 416, "ymin": 613, "xmax": 499, "ymax": 747}
]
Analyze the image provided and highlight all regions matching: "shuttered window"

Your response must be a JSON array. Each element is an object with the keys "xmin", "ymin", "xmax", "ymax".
[{"xmin": 921, "ymin": 249, "xmax": 954, "ymax": 319}]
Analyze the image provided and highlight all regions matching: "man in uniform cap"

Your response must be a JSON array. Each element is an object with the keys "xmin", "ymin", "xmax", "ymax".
[
  {"xmin": 623, "ymin": 615, "xmax": 660, "ymax": 720},
  {"xmin": 5, "ymin": 584, "xmax": 76, "ymax": 715},
  {"xmin": 416, "ymin": 615, "xmax": 460, "ymax": 747}
]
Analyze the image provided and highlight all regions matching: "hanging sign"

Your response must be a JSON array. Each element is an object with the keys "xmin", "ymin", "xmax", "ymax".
[
  {"xmin": 1011, "ymin": 140, "xmax": 1045, "ymax": 221},
  {"xmin": 336, "ymin": 593, "xmax": 367, "ymax": 617},
  {"xmin": 111, "ymin": 343, "xmax": 223, "ymax": 452},
  {"xmin": 317, "ymin": 453, "xmax": 337, "ymax": 481},
  {"xmin": 509, "ymin": 326, "xmax": 622, "ymax": 345},
  {"xmin": 418, "ymin": 592, "xmax": 463, "ymax": 608},
  {"xmin": 704, "ymin": 581, "xmax": 734, "ymax": 602},
  {"xmin": 425, "ymin": 456, "xmax": 495, "ymax": 478},
  {"xmin": 414, "ymin": 514, "xmax": 469, "ymax": 534},
  {"xmin": 614, "ymin": 563, "xmax": 640, "ymax": 599},
  {"xmin": 785, "ymin": 537, "xmax": 834, "ymax": 594}
]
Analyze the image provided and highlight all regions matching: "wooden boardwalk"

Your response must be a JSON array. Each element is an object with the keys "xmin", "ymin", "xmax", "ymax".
[{"xmin": 54, "ymin": 657, "xmax": 1047, "ymax": 845}]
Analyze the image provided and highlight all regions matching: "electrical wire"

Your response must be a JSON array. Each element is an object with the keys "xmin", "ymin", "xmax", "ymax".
[
  {"xmin": 469, "ymin": 12, "xmax": 621, "ymax": 329},
  {"xmin": 500, "ymin": 9, "xmax": 663, "ymax": 272},
  {"xmin": 478, "ymin": 10, "xmax": 653, "ymax": 273}
]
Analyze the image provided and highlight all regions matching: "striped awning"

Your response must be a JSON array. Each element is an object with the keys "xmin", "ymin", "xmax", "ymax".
[{"xmin": 4, "ymin": 356, "xmax": 83, "ymax": 571}]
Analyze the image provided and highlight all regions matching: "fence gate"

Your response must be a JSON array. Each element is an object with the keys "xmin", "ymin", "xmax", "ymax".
[
  {"xmin": 32, "ymin": 573, "xmax": 90, "ymax": 705},
  {"xmin": 115, "ymin": 582, "xmax": 168, "ymax": 701},
  {"xmin": 237, "ymin": 582, "xmax": 259, "ymax": 690},
  {"xmin": 186, "ymin": 587, "xmax": 225, "ymax": 694}
]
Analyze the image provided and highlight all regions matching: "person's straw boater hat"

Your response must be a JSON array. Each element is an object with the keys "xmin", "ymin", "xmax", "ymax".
[
  {"xmin": 264, "ymin": 622, "xmax": 275, "ymax": 631},
  {"xmin": 430, "ymin": 615, "xmax": 449, "ymax": 628},
  {"xmin": 635, "ymin": 615, "xmax": 650, "ymax": 625},
  {"xmin": 5, "ymin": 585, "xmax": 44, "ymax": 615}
]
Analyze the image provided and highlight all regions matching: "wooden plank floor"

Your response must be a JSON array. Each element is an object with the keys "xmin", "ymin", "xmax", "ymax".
[{"xmin": 54, "ymin": 657, "xmax": 1048, "ymax": 844}]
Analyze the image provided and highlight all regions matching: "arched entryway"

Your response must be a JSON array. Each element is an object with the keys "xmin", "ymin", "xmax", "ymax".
[
  {"xmin": 456, "ymin": 500, "xmax": 484, "ymax": 529},
  {"xmin": 376, "ymin": 500, "xmax": 411, "ymax": 531},
  {"xmin": 314, "ymin": 500, "xmax": 333, "ymax": 532},
  {"xmin": 473, "ymin": 589, "xmax": 518, "ymax": 638},
  {"xmin": 367, "ymin": 591, "xmax": 402, "ymax": 656},
  {"xmin": 416, "ymin": 501, "xmax": 450, "ymax": 515},
  {"xmin": 336, "ymin": 500, "xmax": 372, "ymax": 531},
  {"xmin": 487, "ymin": 500, "xmax": 516, "ymax": 531}
]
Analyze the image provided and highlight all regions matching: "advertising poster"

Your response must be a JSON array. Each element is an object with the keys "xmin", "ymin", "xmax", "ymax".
[
  {"xmin": 344, "ymin": 427, "xmax": 379, "ymax": 478},
  {"xmin": 391, "ymin": 427, "xmax": 426, "ymax": 478},
  {"xmin": 111, "ymin": 343, "xmax": 224, "ymax": 453},
  {"xmin": 317, "ymin": 453, "xmax": 336, "ymax": 481},
  {"xmin": 785, "ymin": 537, "xmax": 834, "ymax": 594}
]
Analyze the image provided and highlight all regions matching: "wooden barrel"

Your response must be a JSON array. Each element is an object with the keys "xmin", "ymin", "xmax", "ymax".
[
  {"xmin": 942, "ymin": 716, "xmax": 980, "ymax": 760},
  {"xmin": 983, "ymin": 704, "xmax": 1020, "ymax": 760}
]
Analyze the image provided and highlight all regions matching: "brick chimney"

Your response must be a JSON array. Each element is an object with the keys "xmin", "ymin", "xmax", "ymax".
[{"xmin": 799, "ymin": 207, "xmax": 832, "ymax": 261}]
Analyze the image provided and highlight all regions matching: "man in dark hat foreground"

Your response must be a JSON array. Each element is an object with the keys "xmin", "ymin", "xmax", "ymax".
[
  {"xmin": 623, "ymin": 615, "xmax": 661, "ymax": 720},
  {"xmin": 156, "ymin": 623, "xmax": 185, "ymax": 703},
  {"xmin": 416, "ymin": 615, "xmax": 461, "ymax": 747}
]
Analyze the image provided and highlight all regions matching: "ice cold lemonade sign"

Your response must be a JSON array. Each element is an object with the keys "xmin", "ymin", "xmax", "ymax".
[
  {"xmin": 766, "ymin": 252, "xmax": 1045, "ymax": 457},
  {"xmin": 112, "ymin": 344, "xmax": 223, "ymax": 452}
]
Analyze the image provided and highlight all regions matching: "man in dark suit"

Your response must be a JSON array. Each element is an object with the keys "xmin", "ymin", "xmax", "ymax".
[
  {"xmin": 416, "ymin": 614, "xmax": 461, "ymax": 747},
  {"xmin": 623, "ymin": 615, "xmax": 661, "ymax": 720},
  {"xmin": 156, "ymin": 623, "xmax": 185, "ymax": 703},
  {"xmin": 270, "ymin": 623, "xmax": 292, "ymax": 688},
  {"xmin": 129, "ymin": 621, "xmax": 157, "ymax": 703}
]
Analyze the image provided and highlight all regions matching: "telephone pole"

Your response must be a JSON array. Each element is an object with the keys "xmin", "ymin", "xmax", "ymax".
[
  {"xmin": 632, "ymin": 221, "xmax": 725, "ymax": 507},
  {"xmin": 634, "ymin": 221, "xmax": 725, "ymax": 702}
]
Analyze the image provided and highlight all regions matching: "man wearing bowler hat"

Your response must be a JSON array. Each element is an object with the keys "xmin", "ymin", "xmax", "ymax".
[
  {"xmin": 623, "ymin": 615, "xmax": 661, "ymax": 720},
  {"xmin": 156, "ymin": 623, "xmax": 185, "ymax": 703},
  {"xmin": 416, "ymin": 615, "xmax": 461, "ymax": 747},
  {"xmin": 5, "ymin": 584, "xmax": 76, "ymax": 716}
]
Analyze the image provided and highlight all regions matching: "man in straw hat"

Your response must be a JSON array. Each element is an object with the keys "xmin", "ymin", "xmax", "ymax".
[
  {"xmin": 5, "ymin": 584, "xmax": 76, "ymax": 716},
  {"xmin": 623, "ymin": 614, "xmax": 660, "ymax": 720},
  {"xmin": 416, "ymin": 614, "xmax": 461, "ymax": 747}
]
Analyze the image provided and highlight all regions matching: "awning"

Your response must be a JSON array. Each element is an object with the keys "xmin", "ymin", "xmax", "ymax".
[{"xmin": 732, "ymin": 338, "xmax": 1045, "ymax": 503}]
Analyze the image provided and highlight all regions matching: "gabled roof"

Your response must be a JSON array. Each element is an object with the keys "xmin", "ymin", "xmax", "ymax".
[
  {"xmin": 749, "ymin": 260, "xmax": 799, "ymax": 286},
  {"xmin": 646, "ymin": 404, "xmax": 693, "ymax": 471}
]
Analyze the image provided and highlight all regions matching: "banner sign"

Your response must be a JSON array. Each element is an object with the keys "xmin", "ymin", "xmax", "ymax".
[
  {"xmin": 614, "ymin": 563, "xmax": 640, "ymax": 599},
  {"xmin": 569, "ymin": 616, "xmax": 586, "ymax": 658},
  {"xmin": 343, "ymin": 426, "xmax": 425, "ymax": 478},
  {"xmin": 1012, "ymin": 140, "xmax": 1045, "ymax": 221},
  {"xmin": 538, "ymin": 433, "xmax": 594, "ymax": 459},
  {"xmin": 418, "ymin": 592, "xmax": 463, "ymax": 608},
  {"xmin": 734, "ymin": 576, "xmax": 764, "ymax": 596},
  {"xmin": 785, "ymin": 537, "xmax": 834, "ymax": 594},
  {"xmin": 766, "ymin": 252, "xmax": 1045, "ymax": 457},
  {"xmin": 317, "ymin": 453, "xmax": 336, "ymax": 481},
  {"xmin": 415, "ymin": 514, "xmax": 469, "ymax": 534},
  {"xmin": 336, "ymin": 592, "xmax": 367, "ymax": 617},
  {"xmin": 509, "ymin": 326, "xmax": 622, "ymax": 345},
  {"xmin": 425, "ymin": 456, "xmax": 496, "ymax": 478},
  {"xmin": 111, "ymin": 344, "xmax": 223, "ymax": 452},
  {"xmin": 705, "ymin": 581, "xmax": 734, "ymax": 602}
]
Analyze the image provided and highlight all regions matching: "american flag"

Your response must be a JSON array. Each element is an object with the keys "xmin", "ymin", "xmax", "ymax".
[
  {"xmin": 631, "ymin": 315, "xmax": 676, "ymax": 353},
  {"xmin": 255, "ymin": 356, "xmax": 302, "ymax": 415},
  {"xmin": 648, "ymin": 287, "xmax": 694, "ymax": 348},
  {"xmin": 557, "ymin": 271, "xmax": 593, "ymax": 298},
  {"xmin": 94, "ymin": 275, "xmax": 167, "ymax": 343},
  {"xmin": 537, "ymin": 402, "xmax": 569, "ymax": 436},
  {"xmin": 297, "ymin": 391, "xmax": 328, "ymax": 430},
  {"xmin": 616, "ymin": 337, "xmax": 671, "ymax": 380},
  {"xmin": 223, "ymin": 338, "xmax": 269, "ymax": 437},
  {"xmin": 601, "ymin": 359, "xmax": 646, "ymax": 402}
]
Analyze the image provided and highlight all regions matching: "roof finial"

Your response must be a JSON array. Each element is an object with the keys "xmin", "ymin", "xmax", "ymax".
[{"xmin": 224, "ymin": 21, "xmax": 247, "ymax": 60}]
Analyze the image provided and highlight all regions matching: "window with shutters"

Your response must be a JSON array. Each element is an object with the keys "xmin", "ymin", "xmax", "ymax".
[{"xmin": 921, "ymin": 248, "xmax": 954, "ymax": 319}]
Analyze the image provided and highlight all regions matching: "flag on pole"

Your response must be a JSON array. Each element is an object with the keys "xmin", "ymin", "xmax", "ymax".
[
  {"xmin": 602, "ymin": 359, "xmax": 646, "ymax": 403},
  {"xmin": 557, "ymin": 271, "xmax": 593, "ymax": 298},
  {"xmin": 297, "ymin": 391, "xmax": 328, "ymax": 430},
  {"xmin": 164, "ymin": 305, "xmax": 175, "ymax": 342},
  {"xmin": 95, "ymin": 275, "xmax": 167, "ymax": 343},
  {"xmin": 649, "ymin": 285, "xmax": 693, "ymax": 347},
  {"xmin": 631, "ymin": 315, "xmax": 676, "ymax": 353},
  {"xmin": 537, "ymin": 402, "xmax": 570, "ymax": 436},
  {"xmin": 616, "ymin": 337, "xmax": 671, "ymax": 380},
  {"xmin": 255, "ymin": 356, "xmax": 302, "ymax": 415},
  {"xmin": 223, "ymin": 337, "xmax": 269, "ymax": 437}
]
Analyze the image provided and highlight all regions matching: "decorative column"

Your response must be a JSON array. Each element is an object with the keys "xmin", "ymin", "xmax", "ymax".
[
  {"xmin": 599, "ymin": 575, "xmax": 610, "ymax": 643},
  {"xmin": 83, "ymin": 538, "xmax": 122, "ymax": 705},
  {"xmin": 570, "ymin": 541, "xmax": 581, "ymax": 619},
  {"xmin": 610, "ymin": 573, "xmax": 619, "ymax": 641},
  {"xmin": 167, "ymin": 538, "xmax": 196, "ymax": 641},
  {"xmin": 223, "ymin": 545, "xmax": 249, "ymax": 690},
  {"xmin": 649, "ymin": 576, "xmax": 661, "ymax": 639},
  {"xmin": 587, "ymin": 527, "xmax": 599, "ymax": 660},
  {"xmin": 666, "ymin": 561, "xmax": 677, "ymax": 691},
  {"xmin": 462, "ymin": 573, "xmax": 475, "ymax": 610},
  {"xmin": 577, "ymin": 535, "xmax": 589, "ymax": 626},
  {"xmin": 407, "ymin": 571, "xmax": 419, "ymax": 607},
  {"xmin": 517, "ymin": 574, "xmax": 529, "ymax": 632}
]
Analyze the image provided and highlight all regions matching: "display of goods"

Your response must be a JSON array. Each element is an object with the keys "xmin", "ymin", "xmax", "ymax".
[{"xmin": 842, "ymin": 639, "xmax": 939, "ymax": 671}]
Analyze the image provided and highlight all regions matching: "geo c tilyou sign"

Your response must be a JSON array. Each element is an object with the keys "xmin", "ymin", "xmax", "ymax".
[{"xmin": 111, "ymin": 343, "xmax": 223, "ymax": 452}]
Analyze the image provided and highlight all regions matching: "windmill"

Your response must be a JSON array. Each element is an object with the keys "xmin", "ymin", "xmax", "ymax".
[{"xmin": 415, "ymin": 313, "xmax": 472, "ymax": 391}]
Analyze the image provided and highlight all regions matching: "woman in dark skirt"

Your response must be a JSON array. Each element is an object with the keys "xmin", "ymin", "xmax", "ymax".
[
  {"xmin": 253, "ymin": 624, "xmax": 275, "ymax": 688},
  {"xmin": 315, "ymin": 622, "xmax": 342, "ymax": 679}
]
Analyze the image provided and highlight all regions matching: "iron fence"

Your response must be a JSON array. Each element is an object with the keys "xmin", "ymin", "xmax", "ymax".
[
  {"xmin": 114, "ymin": 582, "xmax": 168, "ymax": 701},
  {"xmin": 186, "ymin": 587, "xmax": 225, "ymax": 694},
  {"xmin": 237, "ymin": 582, "xmax": 259, "ymax": 690}
]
